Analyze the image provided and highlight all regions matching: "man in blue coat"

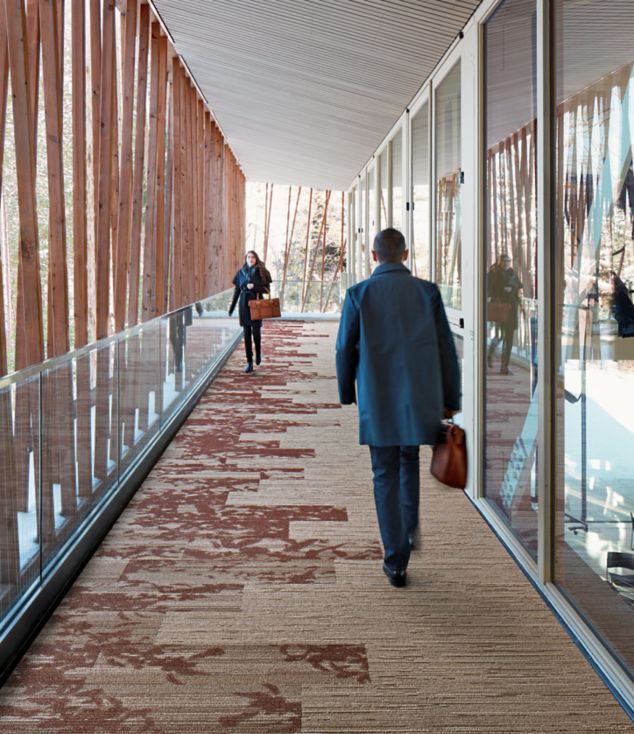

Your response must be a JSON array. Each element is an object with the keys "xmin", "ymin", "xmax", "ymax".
[{"xmin": 336, "ymin": 228, "xmax": 461, "ymax": 587}]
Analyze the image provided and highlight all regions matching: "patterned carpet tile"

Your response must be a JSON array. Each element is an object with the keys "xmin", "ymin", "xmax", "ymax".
[{"xmin": 0, "ymin": 321, "xmax": 631, "ymax": 733}]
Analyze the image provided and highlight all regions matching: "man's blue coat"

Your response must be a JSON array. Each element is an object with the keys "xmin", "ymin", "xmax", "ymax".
[{"xmin": 335, "ymin": 263, "xmax": 461, "ymax": 446}]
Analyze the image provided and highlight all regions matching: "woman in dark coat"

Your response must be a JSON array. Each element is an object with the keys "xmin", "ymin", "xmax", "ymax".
[
  {"xmin": 229, "ymin": 251, "xmax": 272, "ymax": 372},
  {"xmin": 486, "ymin": 253, "xmax": 523, "ymax": 374}
]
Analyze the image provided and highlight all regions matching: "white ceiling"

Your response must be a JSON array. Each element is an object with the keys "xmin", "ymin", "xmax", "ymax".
[{"xmin": 152, "ymin": 0, "xmax": 481, "ymax": 190}]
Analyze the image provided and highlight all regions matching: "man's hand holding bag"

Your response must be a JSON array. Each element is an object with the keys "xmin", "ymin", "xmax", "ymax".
[{"xmin": 430, "ymin": 421, "xmax": 467, "ymax": 489}]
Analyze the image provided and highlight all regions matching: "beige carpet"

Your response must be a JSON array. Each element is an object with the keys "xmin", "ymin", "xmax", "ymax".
[{"xmin": 0, "ymin": 320, "xmax": 630, "ymax": 732}]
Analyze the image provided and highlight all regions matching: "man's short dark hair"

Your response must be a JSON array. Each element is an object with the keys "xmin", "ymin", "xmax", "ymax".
[{"xmin": 373, "ymin": 228, "xmax": 406, "ymax": 263}]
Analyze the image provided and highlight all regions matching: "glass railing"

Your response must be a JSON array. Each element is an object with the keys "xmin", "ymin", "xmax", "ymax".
[
  {"xmin": 275, "ymin": 277, "xmax": 349, "ymax": 314},
  {"xmin": 0, "ymin": 290, "xmax": 241, "ymax": 631}
]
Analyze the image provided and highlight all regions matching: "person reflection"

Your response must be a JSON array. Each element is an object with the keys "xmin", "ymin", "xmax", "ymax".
[{"xmin": 487, "ymin": 253, "xmax": 523, "ymax": 375}]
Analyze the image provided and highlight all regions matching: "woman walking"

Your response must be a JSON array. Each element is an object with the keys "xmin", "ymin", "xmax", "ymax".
[{"xmin": 229, "ymin": 251, "xmax": 272, "ymax": 372}]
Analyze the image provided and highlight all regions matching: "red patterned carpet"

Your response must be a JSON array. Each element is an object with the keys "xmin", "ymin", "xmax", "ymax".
[{"xmin": 0, "ymin": 321, "xmax": 630, "ymax": 732}]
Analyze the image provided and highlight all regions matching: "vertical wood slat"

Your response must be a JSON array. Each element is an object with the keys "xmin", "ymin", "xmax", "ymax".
[
  {"xmin": 180, "ymin": 75, "xmax": 191, "ymax": 307},
  {"xmin": 154, "ymin": 33, "xmax": 167, "ymax": 314},
  {"xmin": 127, "ymin": 2, "xmax": 149, "ymax": 327},
  {"xmin": 191, "ymin": 92, "xmax": 200, "ymax": 302},
  {"xmin": 5, "ymin": 0, "xmax": 44, "ymax": 368},
  {"xmin": 195, "ymin": 97, "xmax": 204, "ymax": 300},
  {"xmin": 0, "ymin": 4, "xmax": 18, "ymax": 589},
  {"xmin": 209, "ymin": 122, "xmax": 224, "ymax": 294},
  {"xmin": 89, "ymin": 0, "xmax": 101, "ymax": 260},
  {"xmin": 109, "ymin": 31, "xmax": 119, "ymax": 283},
  {"xmin": 302, "ymin": 187, "xmax": 313, "ymax": 293},
  {"xmin": 14, "ymin": 0, "xmax": 39, "ymax": 373},
  {"xmin": 170, "ymin": 57, "xmax": 182, "ymax": 310},
  {"xmin": 95, "ymin": 0, "xmax": 115, "ymax": 339},
  {"xmin": 0, "ymin": 10, "xmax": 8, "ymax": 376},
  {"xmin": 113, "ymin": 0, "xmax": 137, "ymax": 331},
  {"xmin": 203, "ymin": 110, "xmax": 212, "ymax": 295},
  {"xmin": 40, "ymin": 0, "xmax": 69, "ymax": 359},
  {"xmin": 72, "ymin": 0, "xmax": 88, "ymax": 348},
  {"xmin": 186, "ymin": 80, "xmax": 196, "ymax": 304},
  {"xmin": 40, "ymin": 0, "xmax": 76, "ymax": 527},
  {"xmin": 71, "ymin": 0, "xmax": 91, "ymax": 502},
  {"xmin": 163, "ymin": 57, "xmax": 174, "ymax": 311},
  {"xmin": 141, "ymin": 21, "xmax": 160, "ymax": 320},
  {"xmin": 94, "ymin": 1, "xmax": 116, "ymax": 488}
]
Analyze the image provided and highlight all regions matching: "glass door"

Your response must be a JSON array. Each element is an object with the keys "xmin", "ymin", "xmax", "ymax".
[
  {"xmin": 409, "ymin": 94, "xmax": 431, "ymax": 280},
  {"xmin": 434, "ymin": 56, "xmax": 463, "ymax": 314}
]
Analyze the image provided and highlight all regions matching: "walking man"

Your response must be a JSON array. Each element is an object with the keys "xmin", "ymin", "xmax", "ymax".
[{"xmin": 336, "ymin": 229, "xmax": 461, "ymax": 587}]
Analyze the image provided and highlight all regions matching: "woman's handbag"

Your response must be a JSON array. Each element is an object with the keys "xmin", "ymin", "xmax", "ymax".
[
  {"xmin": 248, "ymin": 293, "xmax": 281, "ymax": 320},
  {"xmin": 488, "ymin": 301, "xmax": 511, "ymax": 324},
  {"xmin": 430, "ymin": 421, "xmax": 467, "ymax": 489}
]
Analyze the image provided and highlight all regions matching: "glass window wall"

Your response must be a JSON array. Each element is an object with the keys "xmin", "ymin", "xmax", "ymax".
[
  {"xmin": 484, "ymin": 0, "xmax": 538, "ymax": 558},
  {"xmin": 554, "ymin": 0, "xmax": 634, "ymax": 677},
  {"xmin": 411, "ymin": 102, "xmax": 430, "ymax": 279},
  {"xmin": 392, "ymin": 128, "xmax": 403, "ymax": 231},
  {"xmin": 435, "ymin": 61, "xmax": 462, "ymax": 309},
  {"xmin": 379, "ymin": 149, "xmax": 389, "ymax": 229}
]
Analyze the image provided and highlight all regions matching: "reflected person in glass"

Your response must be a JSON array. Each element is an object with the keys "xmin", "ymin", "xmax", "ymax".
[
  {"xmin": 229, "ymin": 251, "xmax": 272, "ymax": 373},
  {"xmin": 487, "ymin": 254, "xmax": 523, "ymax": 375}
]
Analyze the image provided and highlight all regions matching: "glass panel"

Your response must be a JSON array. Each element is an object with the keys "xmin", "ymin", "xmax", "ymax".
[
  {"xmin": 435, "ymin": 61, "xmax": 462, "ymax": 309},
  {"xmin": 379, "ymin": 150, "xmax": 389, "ymax": 229},
  {"xmin": 453, "ymin": 333, "xmax": 464, "ymax": 427},
  {"xmin": 392, "ymin": 127, "xmax": 403, "ymax": 231},
  {"xmin": 412, "ymin": 102, "xmax": 430, "ymax": 279},
  {"xmin": 0, "ymin": 291, "xmax": 242, "ymax": 634},
  {"xmin": 41, "ymin": 341, "xmax": 119, "ymax": 576},
  {"xmin": 348, "ymin": 187, "xmax": 356, "ymax": 282},
  {"xmin": 359, "ymin": 175, "xmax": 367, "ymax": 279},
  {"xmin": 554, "ymin": 0, "xmax": 634, "ymax": 676},
  {"xmin": 483, "ymin": 0, "xmax": 538, "ymax": 558},
  {"xmin": 0, "ymin": 376, "xmax": 40, "ymax": 619},
  {"xmin": 368, "ymin": 166, "xmax": 377, "ymax": 267},
  {"xmin": 118, "ymin": 321, "xmax": 162, "ymax": 478}
]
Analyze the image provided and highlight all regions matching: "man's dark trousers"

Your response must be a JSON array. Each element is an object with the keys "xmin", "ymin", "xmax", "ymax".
[{"xmin": 369, "ymin": 445, "xmax": 420, "ymax": 572}]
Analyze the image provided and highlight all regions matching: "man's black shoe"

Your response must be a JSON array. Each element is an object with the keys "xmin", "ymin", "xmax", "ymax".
[
  {"xmin": 244, "ymin": 362, "xmax": 254, "ymax": 373},
  {"xmin": 255, "ymin": 354, "xmax": 262, "ymax": 365},
  {"xmin": 382, "ymin": 563, "xmax": 407, "ymax": 588}
]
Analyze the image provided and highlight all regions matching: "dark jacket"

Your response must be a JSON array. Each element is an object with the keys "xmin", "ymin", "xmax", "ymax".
[
  {"xmin": 229, "ymin": 264, "xmax": 271, "ymax": 326},
  {"xmin": 335, "ymin": 262, "xmax": 461, "ymax": 447}
]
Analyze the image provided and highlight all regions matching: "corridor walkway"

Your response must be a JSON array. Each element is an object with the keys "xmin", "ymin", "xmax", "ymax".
[{"xmin": 0, "ymin": 321, "xmax": 630, "ymax": 732}]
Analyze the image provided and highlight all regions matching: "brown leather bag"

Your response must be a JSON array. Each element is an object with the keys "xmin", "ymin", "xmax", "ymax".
[
  {"xmin": 430, "ymin": 422, "xmax": 467, "ymax": 489},
  {"xmin": 488, "ymin": 301, "xmax": 511, "ymax": 324},
  {"xmin": 248, "ymin": 293, "xmax": 281, "ymax": 320}
]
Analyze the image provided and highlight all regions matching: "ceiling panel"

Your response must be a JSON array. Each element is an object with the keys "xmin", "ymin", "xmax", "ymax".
[{"xmin": 152, "ymin": 0, "xmax": 480, "ymax": 189}]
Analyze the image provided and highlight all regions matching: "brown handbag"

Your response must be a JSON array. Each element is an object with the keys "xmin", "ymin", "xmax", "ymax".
[
  {"xmin": 248, "ymin": 293, "xmax": 281, "ymax": 320},
  {"xmin": 430, "ymin": 422, "xmax": 467, "ymax": 489},
  {"xmin": 488, "ymin": 301, "xmax": 511, "ymax": 324}
]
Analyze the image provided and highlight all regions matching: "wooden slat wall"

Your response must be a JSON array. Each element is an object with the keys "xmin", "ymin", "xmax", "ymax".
[
  {"xmin": 0, "ymin": 0, "xmax": 246, "ymax": 595},
  {"xmin": 0, "ymin": 0, "xmax": 245, "ymax": 367}
]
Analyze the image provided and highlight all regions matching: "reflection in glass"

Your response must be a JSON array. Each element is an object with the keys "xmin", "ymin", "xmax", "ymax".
[
  {"xmin": 554, "ymin": 0, "xmax": 634, "ymax": 676},
  {"xmin": 435, "ymin": 61, "xmax": 461, "ymax": 309},
  {"xmin": 392, "ymin": 128, "xmax": 403, "ymax": 231},
  {"xmin": 484, "ymin": 0, "xmax": 538, "ymax": 558},
  {"xmin": 379, "ymin": 150, "xmax": 389, "ymax": 229},
  {"xmin": 119, "ymin": 322, "xmax": 162, "ymax": 477},
  {"xmin": 364, "ymin": 166, "xmax": 379, "ymax": 277},
  {"xmin": 412, "ymin": 102, "xmax": 430, "ymax": 279},
  {"xmin": 359, "ymin": 174, "xmax": 367, "ymax": 279},
  {"xmin": 0, "ymin": 377, "xmax": 40, "ymax": 619}
]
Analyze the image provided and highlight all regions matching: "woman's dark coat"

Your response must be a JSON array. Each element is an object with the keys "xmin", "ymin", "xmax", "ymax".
[{"xmin": 229, "ymin": 264, "xmax": 271, "ymax": 326}]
